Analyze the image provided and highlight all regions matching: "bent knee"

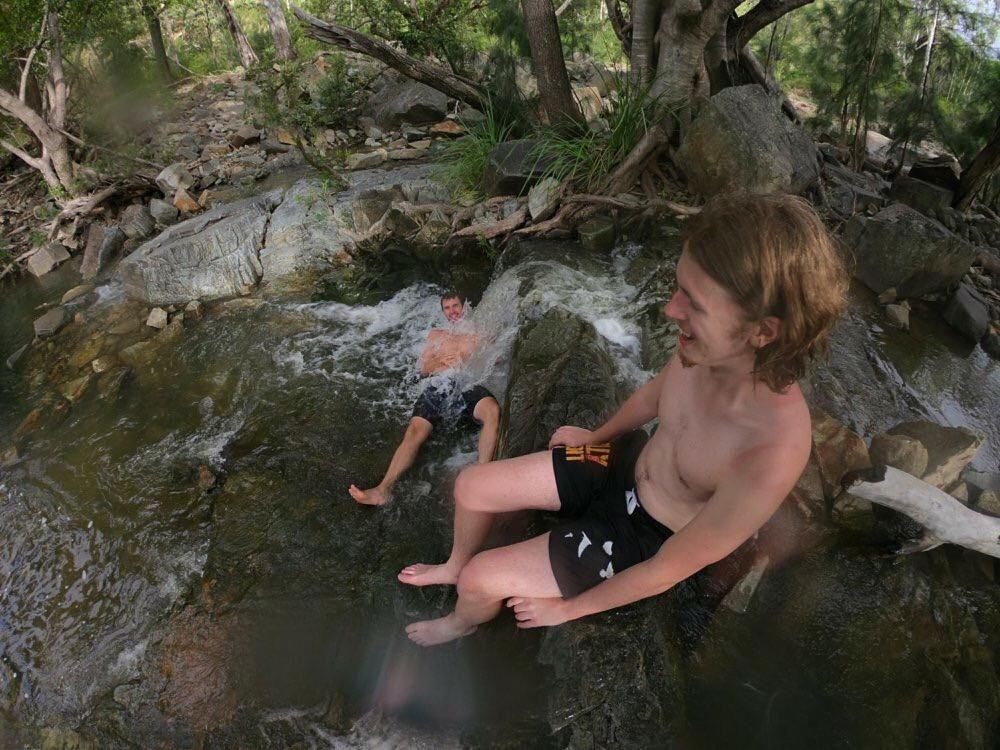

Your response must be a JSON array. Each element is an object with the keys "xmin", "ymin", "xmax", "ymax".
[
  {"xmin": 454, "ymin": 465, "xmax": 488, "ymax": 509},
  {"xmin": 477, "ymin": 398, "xmax": 501, "ymax": 424},
  {"xmin": 405, "ymin": 419, "xmax": 433, "ymax": 442},
  {"xmin": 457, "ymin": 554, "xmax": 500, "ymax": 598}
]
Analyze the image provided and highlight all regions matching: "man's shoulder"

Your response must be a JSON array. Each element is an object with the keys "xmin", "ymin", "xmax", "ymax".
[{"xmin": 740, "ymin": 387, "xmax": 811, "ymax": 477}]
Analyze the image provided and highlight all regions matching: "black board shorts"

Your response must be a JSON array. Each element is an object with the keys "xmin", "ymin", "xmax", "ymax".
[
  {"xmin": 411, "ymin": 380, "xmax": 495, "ymax": 429},
  {"xmin": 548, "ymin": 430, "xmax": 674, "ymax": 598}
]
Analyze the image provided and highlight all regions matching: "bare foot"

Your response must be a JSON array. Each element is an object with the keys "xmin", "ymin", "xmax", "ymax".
[
  {"xmin": 349, "ymin": 484, "xmax": 388, "ymax": 506},
  {"xmin": 397, "ymin": 562, "xmax": 460, "ymax": 586},
  {"xmin": 406, "ymin": 615, "xmax": 476, "ymax": 646}
]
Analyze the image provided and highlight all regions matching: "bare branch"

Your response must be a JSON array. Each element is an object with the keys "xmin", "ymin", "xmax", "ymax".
[
  {"xmin": 19, "ymin": 4, "xmax": 49, "ymax": 103},
  {"xmin": 291, "ymin": 4, "xmax": 487, "ymax": 110},
  {"xmin": 563, "ymin": 193, "xmax": 700, "ymax": 215},
  {"xmin": 730, "ymin": 0, "xmax": 815, "ymax": 50},
  {"xmin": 56, "ymin": 128, "xmax": 165, "ymax": 169},
  {"xmin": 0, "ymin": 137, "xmax": 43, "ymax": 171},
  {"xmin": 844, "ymin": 465, "xmax": 1000, "ymax": 559}
]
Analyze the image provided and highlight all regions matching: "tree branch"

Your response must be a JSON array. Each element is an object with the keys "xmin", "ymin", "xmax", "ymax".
[
  {"xmin": 844, "ymin": 465, "xmax": 1000, "ymax": 559},
  {"xmin": 19, "ymin": 1, "xmax": 50, "ymax": 103},
  {"xmin": 290, "ymin": 4, "xmax": 487, "ymax": 111},
  {"xmin": 730, "ymin": 0, "xmax": 814, "ymax": 51},
  {"xmin": 0, "ymin": 137, "xmax": 43, "ymax": 170}
]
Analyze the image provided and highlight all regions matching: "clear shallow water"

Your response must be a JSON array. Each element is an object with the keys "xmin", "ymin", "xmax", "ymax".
[
  {"xmin": 0, "ymin": 234, "xmax": 997, "ymax": 746},
  {"xmin": 0, "ymin": 248, "xmax": 650, "ymax": 745}
]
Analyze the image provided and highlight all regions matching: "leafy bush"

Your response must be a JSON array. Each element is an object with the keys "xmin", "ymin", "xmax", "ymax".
[
  {"xmin": 532, "ymin": 76, "xmax": 661, "ymax": 192},
  {"xmin": 312, "ymin": 55, "xmax": 359, "ymax": 129},
  {"xmin": 433, "ymin": 96, "xmax": 527, "ymax": 201}
]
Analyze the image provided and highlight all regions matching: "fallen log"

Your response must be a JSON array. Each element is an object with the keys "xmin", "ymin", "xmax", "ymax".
[
  {"xmin": 290, "ymin": 5, "xmax": 487, "ymax": 112},
  {"xmin": 843, "ymin": 465, "xmax": 1000, "ymax": 559}
]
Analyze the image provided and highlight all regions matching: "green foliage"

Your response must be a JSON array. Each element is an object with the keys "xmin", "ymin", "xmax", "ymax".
[
  {"xmin": 433, "ymin": 97, "xmax": 527, "ymax": 201},
  {"xmin": 532, "ymin": 76, "xmax": 661, "ymax": 192},
  {"xmin": 312, "ymin": 55, "xmax": 358, "ymax": 129},
  {"xmin": 752, "ymin": 0, "xmax": 1000, "ymax": 172}
]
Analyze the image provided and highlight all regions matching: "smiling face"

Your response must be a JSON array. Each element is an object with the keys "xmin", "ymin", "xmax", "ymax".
[
  {"xmin": 441, "ymin": 295, "xmax": 465, "ymax": 323},
  {"xmin": 663, "ymin": 250, "xmax": 761, "ymax": 371}
]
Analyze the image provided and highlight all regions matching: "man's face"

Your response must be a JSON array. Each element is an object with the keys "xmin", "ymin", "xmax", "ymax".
[
  {"xmin": 441, "ymin": 296, "xmax": 465, "ymax": 323},
  {"xmin": 663, "ymin": 250, "xmax": 755, "ymax": 369}
]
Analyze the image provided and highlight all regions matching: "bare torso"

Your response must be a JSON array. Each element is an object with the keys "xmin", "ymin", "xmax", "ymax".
[
  {"xmin": 420, "ymin": 328, "xmax": 479, "ymax": 374},
  {"xmin": 634, "ymin": 355, "xmax": 811, "ymax": 532}
]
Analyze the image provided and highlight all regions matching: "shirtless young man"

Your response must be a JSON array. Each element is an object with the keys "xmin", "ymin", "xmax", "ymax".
[
  {"xmin": 397, "ymin": 192, "xmax": 848, "ymax": 645},
  {"xmin": 349, "ymin": 292, "xmax": 502, "ymax": 506}
]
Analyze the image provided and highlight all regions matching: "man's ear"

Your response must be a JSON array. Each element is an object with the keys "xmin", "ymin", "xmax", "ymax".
[{"xmin": 753, "ymin": 316, "xmax": 782, "ymax": 349}]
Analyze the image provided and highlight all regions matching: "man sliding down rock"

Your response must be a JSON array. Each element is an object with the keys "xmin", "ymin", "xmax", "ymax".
[
  {"xmin": 399, "ymin": 193, "xmax": 849, "ymax": 646},
  {"xmin": 349, "ymin": 291, "xmax": 502, "ymax": 506}
]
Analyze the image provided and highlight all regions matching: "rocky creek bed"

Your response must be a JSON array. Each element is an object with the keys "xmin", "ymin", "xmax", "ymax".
[{"xmin": 2, "ymin": 159, "xmax": 1000, "ymax": 748}]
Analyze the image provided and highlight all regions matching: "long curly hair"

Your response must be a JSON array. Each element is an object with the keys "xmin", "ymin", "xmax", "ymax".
[{"xmin": 682, "ymin": 192, "xmax": 849, "ymax": 392}]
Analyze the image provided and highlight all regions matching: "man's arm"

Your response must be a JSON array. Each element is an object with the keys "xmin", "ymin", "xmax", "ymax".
[
  {"xmin": 509, "ymin": 442, "xmax": 807, "ymax": 626},
  {"xmin": 549, "ymin": 361, "xmax": 669, "ymax": 448}
]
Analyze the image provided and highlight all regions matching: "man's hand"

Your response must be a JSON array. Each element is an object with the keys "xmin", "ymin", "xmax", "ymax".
[
  {"xmin": 506, "ymin": 596, "xmax": 570, "ymax": 628},
  {"xmin": 548, "ymin": 426, "xmax": 597, "ymax": 449}
]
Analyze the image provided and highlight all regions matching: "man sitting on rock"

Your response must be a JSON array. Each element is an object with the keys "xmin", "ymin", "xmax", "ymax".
[
  {"xmin": 398, "ymin": 192, "xmax": 848, "ymax": 646},
  {"xmin": 349, "ymin": 291, "xmax": 502, "ymax": 506}
]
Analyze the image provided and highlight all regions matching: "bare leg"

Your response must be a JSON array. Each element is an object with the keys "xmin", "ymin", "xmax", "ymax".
[
  {"xmin": 406, "ymin": 533, "xmax": 561, "ymax": 646},
  {"xmin": 398, "ymin": 450, "xmax": 559, "ymax": 586},
  {"xmin": 472, "ymin": 396, "xmax": 501, "ymax": 464},
  {"xmin": 349, "ymin": 417, "xmax": 433, "ymax": 506}
]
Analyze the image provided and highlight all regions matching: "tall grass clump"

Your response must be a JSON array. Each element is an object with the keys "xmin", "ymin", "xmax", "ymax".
[
  {"xmin": 532, "ymin": 76, "xmax": 661, "ymax": 192},
  {"xmin": 434, "ymin": 95, "xmax": 528, "ymax": 202}
]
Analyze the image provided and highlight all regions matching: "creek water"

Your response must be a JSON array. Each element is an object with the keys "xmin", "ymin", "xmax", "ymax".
[{"xmin": 0, "ymin": 224, "xmax": 997, "ymax": 747}]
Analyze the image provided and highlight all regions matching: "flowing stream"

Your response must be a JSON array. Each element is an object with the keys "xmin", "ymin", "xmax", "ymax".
[{"xmin": 0, "ymin": 220, "xmax": 997, "ymax": 747}]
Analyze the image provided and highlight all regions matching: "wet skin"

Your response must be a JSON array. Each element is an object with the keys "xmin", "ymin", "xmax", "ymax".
[
  {"xmin": 400, "ymin": 251, "xmax": 813, "ymax": 646},
  {"xmin": 349, "ymin": 297, "xmax": 500, "ymax": 506}
]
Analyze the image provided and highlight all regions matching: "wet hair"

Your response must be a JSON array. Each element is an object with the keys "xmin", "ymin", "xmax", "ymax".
[
  {"xmin": 681, "ymin": 192, "xmax": 848, "ymax": 392},
  {"xmin": 440, "ymin": 290, "xmax": 465, "ymax": 308}
]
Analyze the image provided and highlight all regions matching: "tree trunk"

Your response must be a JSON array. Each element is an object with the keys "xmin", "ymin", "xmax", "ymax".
[
  {"xmin": 955, "ymin": 116, "xmax": 1000, "ymax": 211},
  {"xmin": 648, "ymin": 0, "xmax": 725, "ymax": 114},
  {"xmin": 630, "ymin": 0, "xmax": 658, "ymax": 86},
  {"xmin": 214, "ymin": 0, "xmax": 260, "ymax": 69},
  {"xmin": 898, "ymin": 1, "xmax": 938, "ymax": 171},
  {"xmin": 141, "ymin": 0, "xmax": 175, "ymax": 81},
  {"xmin": 520, "ymin": 0, "xmax": 582, "ymax": 126},
  {"xmin": 292, "ymin": 5, "xmax": 488, "ymax": 111},
  {"xmin": 262, "ymin": 0, "xmax": 296, "ymax": 61}
]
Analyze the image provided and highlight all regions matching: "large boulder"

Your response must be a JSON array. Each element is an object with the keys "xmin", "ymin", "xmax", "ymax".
[
  {"xmin": 259, "ymin": 179, "xmax": 346, "ymax": 282},
  {"xmin": 889, "ymin": 174, "xmax": 954, "ymax": 216},
  {"xmin": 483, "ymin": 139, "xmax": 553, "ymax": 197},
  {"xmin": 908, "ymin": 154, "xmax": 961, "ymax": 192},
  {"xmin": 500, "ymin": 309, "xmax": 687, "ymax": 747},
  {"xmin": 843, "ymin": 202, "xmax": 976, "ymax": 298},
  {"xmin": 368, "ymin": 76, "xmax": 448, "ymax": 129},
  {"xmin": 674, "ymin": 84, "xmax": 820, "ymax": 196},
  {"xmin": 118, "ymin": 191, "xmax": 282, "ymax": 305}
]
